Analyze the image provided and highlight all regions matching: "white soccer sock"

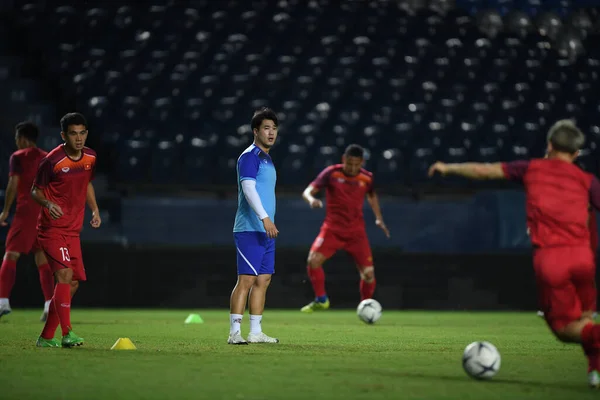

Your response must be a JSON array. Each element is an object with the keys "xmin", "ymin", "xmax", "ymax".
[
  {"xmin": 0, "ymin": 298, "xmax": 9, "ymax": 307},
  {"xmin": 249, "ymin": 314, "xmax": 262, "ymax": 334},
  {"xmin": 230, "ymin": 313, "xmax": 243, "ymax": 335},
  {"xmin": 44, "ymin": 300, "xmax": 51, "ymax": 312}
]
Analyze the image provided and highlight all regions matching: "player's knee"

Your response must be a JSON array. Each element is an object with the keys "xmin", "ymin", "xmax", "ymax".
[
  {"xmin": 236, "ymin": 274, "xmax": 257, "ymax": 290},
  {"xmin": 550, "ymin": 317, "xmax": 587, "ymax": 343},
  {"xmin": 255, "ymin": 274, "xmax": 272, "ymax": 288},
  {"xmin": 34, "ymin": 251, "xmax": 48, "ymax": 266},
  {"xmin": 307, "ymin": 252, "xmax": 324, "ymax": 268},
  {"xmin": 55, "ymin": 268, "xmax": 73, "ymax": 284},
  {"xmin": 70, "ymin": 280, "xmax": 79, "ymax": 292},
  {"xmin": 360, "ymin": 266, "xmax": 375, "ymax": 282},
  {"xmin": 582, "ymin": 311, "xmax": 596, "ymax": 321},
  {"xmin": 3, "ymin": 251, "xmax": 20, "ymax": 261}
]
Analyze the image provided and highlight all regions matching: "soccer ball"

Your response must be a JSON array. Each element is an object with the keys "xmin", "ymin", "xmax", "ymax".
[
  {"xmin": 462, "ymin": 341, "xmax": 501, "ymax": 380},
  {"xmin": 356, "ymin": 299, "xmax": 382, "ymax": 324}
]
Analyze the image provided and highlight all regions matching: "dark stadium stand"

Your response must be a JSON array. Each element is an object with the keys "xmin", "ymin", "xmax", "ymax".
[{"xmin": 1, "ymin": 0, "xmax": 599, "ymax": 191}]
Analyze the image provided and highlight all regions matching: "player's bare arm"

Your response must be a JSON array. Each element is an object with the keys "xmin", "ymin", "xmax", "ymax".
[
  {"xmin": 366, "ymin": 192, "xmax": 390, "ymax": 238},
  {"xmin": 428, "ymin": 162, "xmax": 506, "ymax": 180},
  {"xmin": 302, "ymin": 184, "xmax": 323, "ymax": 209},
  {"xmin": 86, "ymin": 182, "xmax": 101, "ymax": 228},
  {"xmin": 30, "ymin": 185, "xmax": 63, "ymax": 220},
  {"xmin": 0, "ymin": 175, "xmax": 19, "ymax": 226}
]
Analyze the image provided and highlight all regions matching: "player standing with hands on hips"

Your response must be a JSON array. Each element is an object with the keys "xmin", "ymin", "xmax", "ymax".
[
  {"xmin": 428, "ymin": 119, "xmax": 600, "ymax": 388},
  {"xmin": 229, "ymin": 107, "xmax": 279, "ymax": 345},
  {"xmin": 32, "ymin": 113, "xmax": 101, "ymax": 348}
]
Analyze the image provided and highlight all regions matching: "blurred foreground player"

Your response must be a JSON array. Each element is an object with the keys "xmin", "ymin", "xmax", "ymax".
[
  {"xmin": 428, "ymin": 120, "xmax": 600, "ymax": 388},
  {"xmin": 538, "ymin": 208, "xmax": 598, "ymax": 319},
  {"xmin": 229, "ymin": 108, "xmax": 279, "ymax": 345},
  {"xmin": 0, "ymin": 122, "xmax": 54, "ymax": 321},
  {"xmin": 300, "ymin": 144, "xmax": 390, "ymax": 313},
  {"xmin": 32, "ymin": 113, "xmax": 101, "ymax": 348}
]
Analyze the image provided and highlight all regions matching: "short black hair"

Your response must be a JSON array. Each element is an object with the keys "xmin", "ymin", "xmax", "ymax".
[
  {"xmin": 344, "ymin": 144, "xmax": 365, "ymax": 158},
  {"xmin": 15, "ymin": 121, "xmax": 39, "ymax": 143},
  {"xmin": 547, "ymin": 119, "xmax": 585, "ymax": 154},
  {"xmin": 60, "ymin": 112, "xmax": 88, "ymax": 133},
  {"xmin": 251, "ymin": 107, "xmax": 278, "ymax": 131}
]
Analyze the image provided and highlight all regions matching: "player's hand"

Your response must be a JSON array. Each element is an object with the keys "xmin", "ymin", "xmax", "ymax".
[
  {"xmin": 90, "ymin": 211, "xmax": 102, "ymax": 228},
  {"xmin": 309, "ymin": 198, "xmax": 323, "ymax": 209},
  {"xmin": 0, "ymin": 211, "xmax": 9, "ymax": 227},
  {"xmin": 376, "ymin": 219, "xmax": 390, "ymax": 238},
  {"xmin": 427, "ymin": 161, "xmax": 449, "ymax": 177},
  {"xmin": 262, "ymin": 217, "xmax": 279, "ymax": 239},
  {"xmin": 46, "ymin": 201, "xmax": 63, "ymax": 220}
]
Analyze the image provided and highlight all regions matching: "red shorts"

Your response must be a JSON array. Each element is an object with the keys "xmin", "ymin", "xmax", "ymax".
[
  {"xmin": 310, "ymin": 226, "xmax": 373, "ymax": 267},
  {"xmin": 5, "ymin": 219, "xmax": 40, "ymax": 254},
  {"xmin": 534, "ymin": 246, "xmax": 596, "ymax": 331},
  {"xmin": 37, "ymin": 234, "xmax": 86, "ymax": 281}
]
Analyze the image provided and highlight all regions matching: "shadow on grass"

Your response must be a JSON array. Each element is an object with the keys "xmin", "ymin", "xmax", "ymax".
[{"xmin": 346, "ymin": 368, "xmax": 589, "ymax": 393}]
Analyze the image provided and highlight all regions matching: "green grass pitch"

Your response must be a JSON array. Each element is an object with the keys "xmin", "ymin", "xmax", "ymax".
[{"xmin": 0, "ymin": 309, "xmax": 598, "ymax": 399}]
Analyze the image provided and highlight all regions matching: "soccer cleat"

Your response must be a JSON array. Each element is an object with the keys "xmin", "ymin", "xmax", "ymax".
[
  {"xmin": 247, "ymin": 332, "xmax": 279, "ymax": 344},
  {"xmin": 300, "ymin": 298, "xmax": 330, "ymax": 313},
  {"xmin": 227, "ymin": 331, "xmax": 248, "ymax": 345},
  {"xmin": 0, "ymin": 304, "xmax": 12, "ymax": 319},
  {"xmin": 36, "ymin": 337, "xmax": 60, "ymax": 348},
  {"xmin": 589, "ymin": 370, "xmax": 600, "ymax": 388},
  {"xmin": 61, "ymin": 331, "xmax": 84, "ymax": 348}
]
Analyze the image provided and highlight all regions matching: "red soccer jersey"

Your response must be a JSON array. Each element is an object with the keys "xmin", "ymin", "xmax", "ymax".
[
  {"xmin": 8, "ymin": 147, "xmax": 47, "ymax": 223},
  {"xmin": 311, "ymin": 164, "xmax": 374, "ymax": 232},
  {"xmin": 503, "ymin": 158, "xmax": 600, "ymax": 248},
  {"xmin": 34, "ymin": 145, "xmax": 96, "ymax": 236}
]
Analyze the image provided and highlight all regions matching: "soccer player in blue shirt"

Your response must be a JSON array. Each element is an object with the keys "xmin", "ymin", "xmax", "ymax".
[{"xmin": 228, "ymin": 107, "xmax": 280, "ymax": 345}]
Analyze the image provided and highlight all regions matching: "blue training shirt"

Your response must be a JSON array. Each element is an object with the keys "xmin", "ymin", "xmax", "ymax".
[{"xmin": 233, "ymin": 144, "xmax": 277, "ymax": 233}]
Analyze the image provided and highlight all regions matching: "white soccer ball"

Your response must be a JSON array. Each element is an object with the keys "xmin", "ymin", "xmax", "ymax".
[
  {"xmin": 356, "ymin": 299, "xmax": 382, "ymax": 324},
  {"xmin": 462, "ymin": 341, "xmax": 501, "ymax": 380}
]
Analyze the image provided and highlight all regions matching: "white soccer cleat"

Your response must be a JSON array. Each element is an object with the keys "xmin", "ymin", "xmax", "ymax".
[
  {"xmin": 0, "ymin": 304, "xmax": 12, "ymax": 319},
  {"xmin": 589, "ymin": 370, "xmax": 600, "ymax": 389},
  {"xmin": 227, "ymin": 331, "xmax": 248, "ymax": 345},
  {"xmin": 247, "ymin": 332, "xmax": 279, "ymax": 344}
]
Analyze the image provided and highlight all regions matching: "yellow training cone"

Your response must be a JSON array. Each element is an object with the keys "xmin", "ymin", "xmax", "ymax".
[{"xmin": 111, "ymin": 338, "xmax": 137, "ymax": 350}]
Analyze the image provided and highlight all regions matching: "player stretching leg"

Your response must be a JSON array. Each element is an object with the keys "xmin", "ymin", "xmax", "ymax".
[
  {"xmin": 301, "ymin": 144, "xmax": 390, "ymax": 313},
  {"xmin": 32, "ymin": 113, "xmax": 101, "ymax": 348},
  {"xmin": 229, "ymin": 107, "xmax": 280, "ymax": 345},
  {"xmin": 0, "ymin": 122, "xmax": 54, "ymax": 321},
  {"xmin": 429, "ymin": 120, "xmax": 600, "ymax": 388}
]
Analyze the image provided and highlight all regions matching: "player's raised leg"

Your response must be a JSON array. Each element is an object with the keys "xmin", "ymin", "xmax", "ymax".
[
  {"xmin": 0, "ymin": 251, "xmax": 19, "ymax": 317},
  {"xmin": 535, "ymin": 247, "xmax": 600, "ymax": 387}
]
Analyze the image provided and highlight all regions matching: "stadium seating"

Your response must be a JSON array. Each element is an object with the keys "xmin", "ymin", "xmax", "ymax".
[{"xmin": 1, "ymin": 0, "xmax": 599, "ymax": 190}]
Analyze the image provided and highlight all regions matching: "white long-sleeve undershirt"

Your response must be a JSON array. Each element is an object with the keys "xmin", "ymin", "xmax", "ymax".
[{"xmin": 241, "ymin": 179, "xmax": 269, "ymax": 220}]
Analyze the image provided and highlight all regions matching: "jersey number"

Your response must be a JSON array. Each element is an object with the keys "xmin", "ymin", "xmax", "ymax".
[{"xmin": 59, "ymin": 247, "xmax": 71, "ymax": 262}]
